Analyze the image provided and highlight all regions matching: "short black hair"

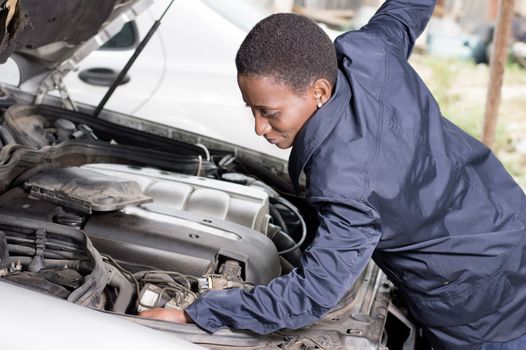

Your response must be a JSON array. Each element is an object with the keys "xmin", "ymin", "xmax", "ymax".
[{"xmin": 235, "ymin": 13, "xmax": 337, "ymax": 94}]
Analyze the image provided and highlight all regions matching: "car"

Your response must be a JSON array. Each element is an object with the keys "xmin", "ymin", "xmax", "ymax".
[
  {"xmin": 0, "ymin": 0, "xmax": 344, "ymax": 161},
  {"xmin": 61, "ymin": 0, "xmax": 342, "ymax": 161},
  {"xmin": 63, "ymin": 0, "xmax": 290, "ymax": 160},
  {"xmin": 0, "ymin": 1, "xmax": 417, "ymax": 349},
  {"xmin": 0, "ymin": 0, "xmax": 291, "ymax": 159}
]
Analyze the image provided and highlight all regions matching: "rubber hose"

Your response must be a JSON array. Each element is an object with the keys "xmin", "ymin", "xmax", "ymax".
[
  {"xmin": 269, "ymin": 204, "xmax": 289, "ymax": 234},
  {"xmin": 279, "ymin": 256, "xmax": 295, "ymax": 274},
  {"xmin": 0, "ymin": 125, "xmax": 16, "ymax": 145},
  {"xmin": 109, "ymin": 268, "xmax": 135, "ymax": 313},
  {"xmin": 272, "ymin": 230, "xmax": 302, "ymax": 267}
]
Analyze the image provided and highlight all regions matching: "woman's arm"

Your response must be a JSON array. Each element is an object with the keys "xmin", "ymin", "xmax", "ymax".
[
  {"xmin": 182, "ymin": 199, "xmax": 381, "ymax": 334},
  {"xmin": 359, "ymin": 0, "xmax": 437, "ymax": 59}
]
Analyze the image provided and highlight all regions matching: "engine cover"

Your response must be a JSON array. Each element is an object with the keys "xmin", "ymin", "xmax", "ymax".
[
  {"xmin": 82, "ymin": 163, "xmax": 271, "ymax": 234},
  {"xmin": 0, "ymin": 165, "xmax": 281, "ymax": 285}
]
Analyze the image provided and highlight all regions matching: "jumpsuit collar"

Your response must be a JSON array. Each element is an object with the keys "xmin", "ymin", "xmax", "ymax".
[{"xmin": 288, "ymin": 69, "xmax": 351, "ymax": 193}]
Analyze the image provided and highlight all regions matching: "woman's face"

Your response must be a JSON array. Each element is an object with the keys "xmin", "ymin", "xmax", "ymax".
[{"xmin": 237, "ymin": 74, "xmax": 328, "ymax": 149}]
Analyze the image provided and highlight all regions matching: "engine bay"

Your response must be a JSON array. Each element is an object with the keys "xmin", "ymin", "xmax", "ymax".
[
  {"xmin": 0, "ymin": 100, "xmax": 402, "ymax": 349},
  {"xmin": 0, "ymin": 161, "xmax": 289, "ymax": 312}
]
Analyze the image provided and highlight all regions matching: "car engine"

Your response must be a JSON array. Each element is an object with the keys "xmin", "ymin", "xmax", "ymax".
[
  {"xmin": 0, "ymin": 162, "xmax": 285, "ymax": 311},
  {"xmin": 0, "ymin": 102, "xmax": 413, "ymax": 349}
]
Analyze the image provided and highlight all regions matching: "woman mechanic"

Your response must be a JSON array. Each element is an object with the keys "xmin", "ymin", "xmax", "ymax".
[{"xmin": 140, "ymin": 1, "xmax": 526, "ymax": 348}]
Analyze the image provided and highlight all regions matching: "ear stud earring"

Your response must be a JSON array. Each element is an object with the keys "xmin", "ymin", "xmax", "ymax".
[{"xmin": 317, "ymin": 102, "xmax": 322, "ymax": 108}]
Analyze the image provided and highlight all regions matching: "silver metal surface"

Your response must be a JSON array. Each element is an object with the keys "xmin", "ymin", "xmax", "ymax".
[{"xmin": 83, "ymin": 163, "xmax": 271, "ymax": 234}]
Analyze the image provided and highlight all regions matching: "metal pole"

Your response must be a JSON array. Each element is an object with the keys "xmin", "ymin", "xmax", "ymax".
[
  {"xmin": 93, "ymin": 0, "xmax": 175, "ymax": 118},
  {"xmin": 482, "ymin": 0, "xmax": 516, "ymax": 148}
]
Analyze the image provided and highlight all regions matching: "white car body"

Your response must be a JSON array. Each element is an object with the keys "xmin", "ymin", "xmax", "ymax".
[
  {"xmin": 0, "ymin": 281, "xmax": 204, "ymax": 350},
  {"xmin": 63, "ymin": 0, "xmax": 291, "ymax": 160}
]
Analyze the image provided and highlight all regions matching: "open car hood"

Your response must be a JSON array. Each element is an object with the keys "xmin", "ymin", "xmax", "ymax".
[
  {"xmin": 0, "ymin": 0, "xmax": 116, "ymax": 64},
  {"xmin": 0, "ymin": 0, "xmax": 151, "ymax": 85}
]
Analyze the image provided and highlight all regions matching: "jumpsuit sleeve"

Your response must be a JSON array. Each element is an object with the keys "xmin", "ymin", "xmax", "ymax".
[
  {"xmin": 359, "ymin": 0, "xmax": 437, "ymax": 59},
  {"xmin": 185, "ymin": 199, "xmax": 381, "ymax": 334}
]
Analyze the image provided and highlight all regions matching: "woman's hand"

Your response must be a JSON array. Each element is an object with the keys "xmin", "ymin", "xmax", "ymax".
[{"xmin": 138, "ymin": 308, "xmax": 194, "ymax": 324}]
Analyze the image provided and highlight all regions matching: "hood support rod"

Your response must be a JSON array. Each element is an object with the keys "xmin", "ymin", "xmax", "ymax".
[{"xmin": 93, "ymin": 0, "xmax": 175, "ymax": 118}]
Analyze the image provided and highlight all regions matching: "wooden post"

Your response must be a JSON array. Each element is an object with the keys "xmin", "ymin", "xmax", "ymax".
[
  {"xmin": 482, "ymin": 0, "xmax": 515, "ymax": 148},
  {"xmin": 489, "ymin": 0, "xmax": 499, "ymax": 20}
]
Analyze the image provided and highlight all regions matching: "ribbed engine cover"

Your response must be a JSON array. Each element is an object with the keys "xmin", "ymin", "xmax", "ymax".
[
  {"xmin": 0, "ymin": 164, "xmax": 281, "ymax": 285},
  {"xmin": 82, "ymin": 163, "xmax": 271, "ymax": 234}
]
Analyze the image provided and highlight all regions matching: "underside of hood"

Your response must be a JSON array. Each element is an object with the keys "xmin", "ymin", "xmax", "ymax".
[{"xmin": 0, "ymin": 0, "xmax": 118, "ymax": 64}]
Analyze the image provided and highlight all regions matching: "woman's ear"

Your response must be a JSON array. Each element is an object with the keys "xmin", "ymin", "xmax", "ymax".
[{"xmin": 312, "ymin": 78, "xmax": 333, "ymax": 108}]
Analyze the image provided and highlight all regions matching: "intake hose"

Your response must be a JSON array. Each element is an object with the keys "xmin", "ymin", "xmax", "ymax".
[
  {"xmin": 0, "ymin": 125, "xmax": 16, "ymax": 145},
  {"xmin": 107, "ymin": 265, "xmax": 135, "ymax": 313}
]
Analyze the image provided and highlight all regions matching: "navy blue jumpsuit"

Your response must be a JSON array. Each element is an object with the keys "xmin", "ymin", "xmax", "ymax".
[{"xmin": 186, "ymin": 1, "xmax": 526, "ymax": 348}]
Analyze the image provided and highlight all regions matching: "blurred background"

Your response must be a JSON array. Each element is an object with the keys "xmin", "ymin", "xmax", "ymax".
[
  {"xmin": 4, "ymin": 0, "xmax": 521, "ymax": 188},
  {"xmin": 263, "ymin": 0, "xmax": 526, "ymax": 189}
]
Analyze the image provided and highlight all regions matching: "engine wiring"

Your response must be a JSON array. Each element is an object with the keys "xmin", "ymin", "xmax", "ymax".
[
  {"xmin": 195, "ymin": 143, "xmax": 211, "ymax": 161},
  {"xmin": 101, "ymin": 254, "xmax": 199, "ymax": 311},
  {"xmin": 274, "ymin": 197, "xmax": 307, "ymax": 256},
  {"xmin": 139, "ymin": 270, "xmax": 199, "ymax": 293},
  {"xmin": 101, "ymin": 254, "xmax": 142, "ymax": 306},
  {"xmin": 217, "ymin": 157, "xmax": 309, "ymax": 258}
]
